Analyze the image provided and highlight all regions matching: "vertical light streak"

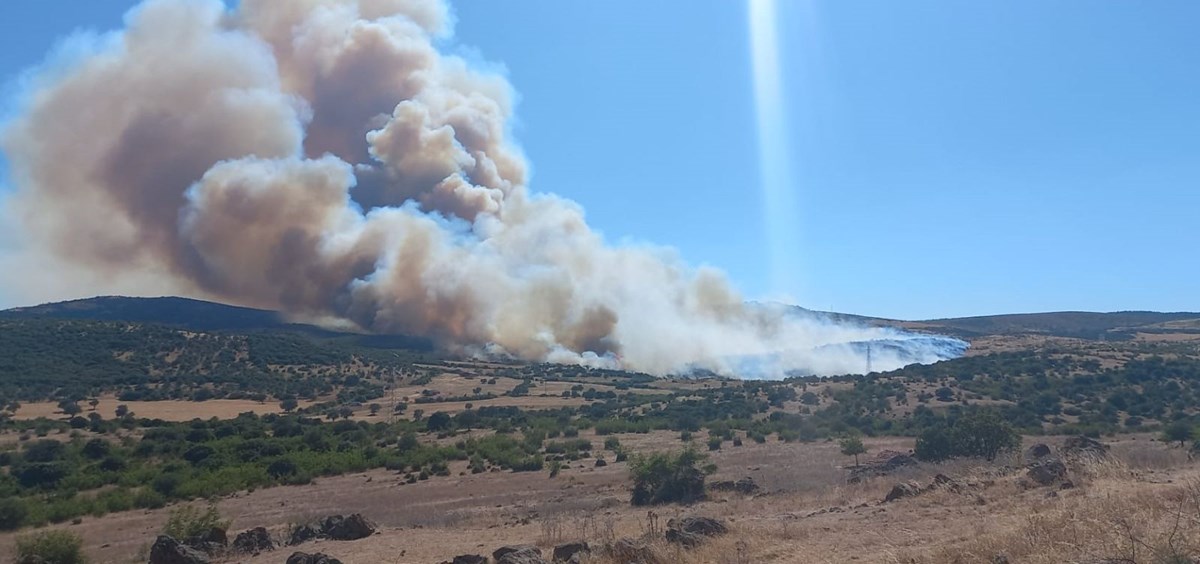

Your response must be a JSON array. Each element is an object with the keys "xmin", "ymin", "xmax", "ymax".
[{"xmin": 749, "ymin": 0, "xmax": 800, "ymax": 296}]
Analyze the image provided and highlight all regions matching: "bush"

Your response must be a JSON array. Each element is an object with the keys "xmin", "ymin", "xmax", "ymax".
[
  {"xmin": 915, "ymin": 410, "xmax": 1020, "ymax": 462},
  {"xmin": 0, "ymin": 497, "xmax": 28, "ymax": 530},
  {"xmin": 629, "ymin": 447, "xmax": 708, "ymax": 506},
  {"xmin": 14, "ymin": 529, "xmax": 86, "ymax": 564},
  {"xmin": 162, "ymin": 503, "xmax": 229, "ymax": 540}
]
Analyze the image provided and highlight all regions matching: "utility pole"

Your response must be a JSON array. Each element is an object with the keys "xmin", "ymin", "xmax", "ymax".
[{"xmin": 866, "ymin": 343, "xmax": 872, "ymax": 374}]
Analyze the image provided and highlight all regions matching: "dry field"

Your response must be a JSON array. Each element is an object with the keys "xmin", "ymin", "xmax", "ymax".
[
  {"xmin": 11, "ymin": 398, "xmax": 314, "ymax": 422},
  {"xmin": 4, "ymin": 434, "xmax": 1198, "ymax": 564}
]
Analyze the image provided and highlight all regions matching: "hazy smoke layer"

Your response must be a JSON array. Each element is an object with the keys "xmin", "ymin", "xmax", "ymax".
[{"xmin": 0, "ymin": 0, "xmax": 965, "ymax": 377}]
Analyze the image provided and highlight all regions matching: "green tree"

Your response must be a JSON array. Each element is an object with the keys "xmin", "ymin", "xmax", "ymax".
[
  {"xmin": 953, "ymin": 410, "xmax": 1021, "ymax": 461},
  {"xmin": 368, "ymin": 403, "xmax": 381, "ymax": 416},
  {"xmin": 114, "ymin": 404, "xmax": 129, "ymax": 418},
  {"xmin": 279, "ymin": 398, "xmax": 299, "ymax": 413},
  {"xmin": 839, "ymin": 435, "xmax": 867, "ymax": 467},
  {"xmin": 1162, "ymin": 422, "xmax": 1194, "ymax": 447}
]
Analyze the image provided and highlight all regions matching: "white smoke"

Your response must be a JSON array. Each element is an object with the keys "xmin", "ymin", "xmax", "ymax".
[{"xmin": 0, "ymin": 0, "xmax": 965, "ymax": 377}]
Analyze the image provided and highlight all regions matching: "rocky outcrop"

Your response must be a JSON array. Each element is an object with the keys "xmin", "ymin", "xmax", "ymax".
[
  {"xmin": 710, "ymin": 477, "xmax": 761, "ymax": 495},
  {"xmin": 493, "ymin": 545, "xmax": 547, "ymax": 564},
  {"xmin": 666, "ymin": 516, "xmax": 729, "ymax": 547},
  {"xmin": 184, "ymin": 527, "xmax": 227, "ymax": 556},
  {"xmin": 320, "ymin": 514, "xmax": 376, "ymax": 541},
  {"xmin": 450, "ymin": 556, "xmax": 488, "ymax": 564},
  {"xmin": 883, "ymin": 481, "xmax": 922, "ymax": 503},
  {"xmin": 148, "ymin": 536, "xmax": 209, "ymax": 564},
  {"xmin": 1025, "ymin": 459, "xmax": 1068, "ymax": 486},
  {"xmin": 1025, "ymin": 443, "xmax": 1052, "ymax": 460},
  {"xmin": 288, "ymin": 514, "xmax": 376, "ymax": 545},
  {"xmin": 286, "ymin": 552, "xmax": 343, "ymax": 564},
  {"xmin": 552, "ymin": 542, "xmax": 589, "ymax": 563},
  {"xmin": 849, "ymin": 450, "xmax": 918, "ymax": 483},
  {"xmin": 232, "ymin": 527, "xmax": 275, "ymax": 554},
  {"xmin": 1063, "ymin": 436, "xmax": 1108, "ymax": 460}
]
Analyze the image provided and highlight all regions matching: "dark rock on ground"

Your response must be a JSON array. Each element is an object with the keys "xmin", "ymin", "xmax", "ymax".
[
  {"xmin": 493, "ymin": 545, "xmax": 546, "ymax": 564},
  {"xmin": 849, "ymin": 450, "xmax": 918, "ymax": 483},
  {"xmin": 930, "ymin": 474, "xmax": 962, "ymax": 492},
  {"xmin": 666, "ymin": 516, "xmax": 729, "ymax": 547},
  {"xmin": 149, "ymin": 536, "xmax": 210, "ymax": 564},
  {"xmin": 288, "ymin": 525, "xmax": 320, "ymax": 546},
  {"xmin": 552, "ymin": 541, "xmax": 590, "ymax": 563},
  {"xmin": 451, "ymin": 555, "xmax": 488, "ymax": 564},
  {"xmin": 594, "ymin": 459, "xmax": 607, "ymax": 467},
  {"xmin": 289, "ymin": 514, "xmax": 376, "ymax": 545},
  {"xmin": 883, "ymin": 481, "xmax": 922, "ymax": 502},
  {"xmin": 1026, "ymin": 458, "xmax": 1068, "ymax": 486},
  {"xmin": 184, "ymin": 527, "xmax": 227, "ymax": 556},
  {"xmin": 320, "ymin": 514, "xmax": 376, "ymax": 541},
  {"xmin": 232, "ymin": 527, "xmax": 275, "ymax": 554},
  {"xmin": 286, "ymin": 552, "xmax": 343, "ymax": 564},
  {"xmin": 711, "ymin": 477, "xmax": 761, "ymax": 495},
  {"xmin": 1063, "ymin": 436, "xmax": 1109, "ymax": 459},
  {"xmin": 1025, "ymin": 443, "xmax": 1053, "ymax": 460}
]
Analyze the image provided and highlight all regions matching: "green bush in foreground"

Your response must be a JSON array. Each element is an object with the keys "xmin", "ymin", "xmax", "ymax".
[
  {"xmin": 14, "ymin": 529, "xmax": 86, "ymax": 564},
  {"xmin": 629, "ymin": 447, "xmax": 710, "ymax": 506}
]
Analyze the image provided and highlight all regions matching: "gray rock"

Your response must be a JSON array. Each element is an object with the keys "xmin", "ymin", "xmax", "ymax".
[
  {"xmin": 232, "ymin": 527, "xmax": 275, "ymax": 554},
  {"xmin": 148, "ymin": 536, "xmax": 209, "ymax": 564},
  {"xmin": 666, "ymin": 516, "xmax": 729, "ymax": 547},
  {"xmin": 883, "ymin": 481, "xmax": 922, "ymax": 502},
  {"xmin": 1025, "ymin": 443, "xmax": 1053, "ymax": 460},
  {"xmin": 552, "ymin": 541, "xmax": 589, "ymax": 563},
  {"xmin": 285, "ymin": 552, "xmax": 343, "ymax": 564},
  {"xmin": 1026, "ymin": 459, "xmax": 1068, "ymax": 486},
  {"xmin": 452, "ymin": 556, "xmax": 488, "ymax": 564},
  {"xmin": 1063, "ymin": 436, "xmax": 1109, "ymax": 460},
  {"xmin": 493, "ymin": 545, "xmax": 546, "ymax": 564},
  {"xmin": 320, "ymin": 514, "xmax": 376, "ymax": 541}
]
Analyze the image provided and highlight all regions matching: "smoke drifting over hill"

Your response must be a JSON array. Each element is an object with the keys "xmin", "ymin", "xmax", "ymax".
[{"xmin": 0, "ymin": 0, "xmax": 964, "ymax": 377}]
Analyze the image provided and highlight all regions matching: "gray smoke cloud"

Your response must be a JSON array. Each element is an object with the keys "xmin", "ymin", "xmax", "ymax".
[{"xmin": 0, "ymin": 0, "xmax": 965, "ymax": 377}]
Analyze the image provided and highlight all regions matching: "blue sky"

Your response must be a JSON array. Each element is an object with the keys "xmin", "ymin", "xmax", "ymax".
[{"xmin": 1, "ymin": 1, "xmax": 1198, "ymax": 320}]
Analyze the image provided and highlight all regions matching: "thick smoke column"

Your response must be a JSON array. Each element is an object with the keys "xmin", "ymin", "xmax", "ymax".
[{"xmin": 0, "ymin": 0, "xmax": 964, "ymax": 377}]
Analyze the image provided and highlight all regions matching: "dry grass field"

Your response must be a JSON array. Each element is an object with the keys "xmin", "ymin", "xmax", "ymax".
[
  {"xmin": 3, "ymin": 433, "xmax": 1198, "ymax": 564},
  {"xmin": 11, "ymin": 398, "xmax": 314, "ymax": 422}
]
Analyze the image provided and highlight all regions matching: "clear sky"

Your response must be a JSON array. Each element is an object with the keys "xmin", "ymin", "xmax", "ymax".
[{"xmin": 1, "ymin": 1, "xmax": 1197, "ymax": 320}]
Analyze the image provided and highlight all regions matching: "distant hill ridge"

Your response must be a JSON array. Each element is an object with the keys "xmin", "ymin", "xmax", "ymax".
[{"xmin": 5, "ymin": 296, "xmax": 1199, "ymax": 341}]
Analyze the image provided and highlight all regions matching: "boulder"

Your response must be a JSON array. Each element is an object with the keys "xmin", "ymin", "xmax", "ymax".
[
  {"xmin": 1026, "ymin": 459, "xmax": 1068, "ymax": 486},
  {"xmin": 930, "ymin": 473, "xmax": 962, "ymax": 493},
  {"xmin": 149, "ymin": 536, "xmax": 209, "ymax": 564},
  {"xmin": 493, "ymin": 545, "xmax": 546, "ymax": 564},
  {"xmin": 594, "ymin": 459, "xmax": 607, "ymax": 468},
  {"xmin": 666, "ymin": 516, "xmax": 729, "ymax": 547},
  {"xmin": 710, "ymin": 476, "xmax": 760, "ymax": 495},
  {"xmin": 452, "ymin": 556, "xmax": 488, "ymax": 564},
  {"xmin": 883, "ymin": 481, "xmax": 922, "ymax": 503},
  {"xmin": 320, "ymin": 514, "xmax": 376, "ymax": 541},
  {"xmin": 288, "ymin": 525, "xmax": 320, "ymax": 546},
  {"xmin": 1063, "ymin": 436, "xmax": 1109, "ymax": 459},
  {"xmin": 286, "ymin": 552, "xmax": 343, "ymax": 564},
  {"xmin": 552, "ymin": 542, "xmax": 590, "ymax": 563},
  {"xmin": 605, "ymin": 538, "xmax": 659, "ymax": 564},
  {"xmin": 185, "ymin": 527, "xmax": 227, "ymax": 555},
  {"xmin": 232, "ymin": 527, "xmax": 275, "ymax": 554},
  {"xmin": 1025, "ymin": 443, "xmax": 1052, "ymax": 460}
]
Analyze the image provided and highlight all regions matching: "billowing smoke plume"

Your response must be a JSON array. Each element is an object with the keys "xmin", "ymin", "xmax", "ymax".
[{"xmin": 0, "ymin": 0, "xmax": 965, "ymax": 377}]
